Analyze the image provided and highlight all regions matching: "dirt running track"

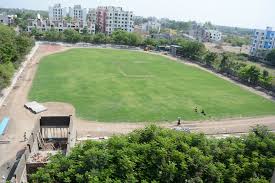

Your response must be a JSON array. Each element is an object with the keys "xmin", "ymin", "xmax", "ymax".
[{"xmin": 0, "ymin": 44, "xmax": 275, "ymax": 177}]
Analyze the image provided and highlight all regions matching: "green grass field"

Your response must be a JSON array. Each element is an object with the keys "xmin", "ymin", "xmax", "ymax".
[{"xmin": 29, "ymin": 48, "xmax": 275, "ymax": 122}]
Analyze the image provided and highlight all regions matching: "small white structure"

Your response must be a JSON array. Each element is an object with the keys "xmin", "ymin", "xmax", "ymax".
[
  {"xmin": 204, "ymin": 30, "xmax": 222, "ymax": 42},
  {"xmin": 24, "ymin": 101, "xmax": 47, "ymax": 114},
  {"xmin": 142, "ymin": 21, "xmax": 161, "ymax": 33}
]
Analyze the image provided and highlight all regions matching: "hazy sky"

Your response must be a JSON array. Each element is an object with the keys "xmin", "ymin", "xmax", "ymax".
[{"xmin": 0, "ymin": 0, "xmax": 274, "ymax": 29}]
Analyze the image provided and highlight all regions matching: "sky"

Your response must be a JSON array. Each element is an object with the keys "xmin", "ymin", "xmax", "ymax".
[{"xmin": 0, "ymin": 0, "xmax": 274, "ymax": 29}]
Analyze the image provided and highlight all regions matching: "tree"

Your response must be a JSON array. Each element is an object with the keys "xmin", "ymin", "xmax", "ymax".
[
  {"xmin": 30, "ymin": 125, "xmax": 275, "ymax": 183},
  {"xmin": 93, "ymin": 33, "xmax": 107, "ymax": 44},
  {"xmin": 0, "ymin": 62, "xmax": 15, "ymax": 90},
  {"xmin": 143, "ymin": 38, "xmax": 158, "ymax": 47},
  {"xmin": 178, "ymin": 39, "xmax": 206, "ymax": 60},
  {"xmin": 82, "ymin": 34, "xmax": 93, "ymax": 43},
  {"xmin": 203, "ymin": 21, "xmax": 215, "ymax": 29},
  {"xmin": 63, "ymin": 29, "xmax": 81, "ymax": 43},
  {"xmin": 111, "ymin": 30, "xmax": 130, "ymax": 45},
  {"xmin": 224, "ymin": 35, "xmax": 250, "ymax": 47},
  {"xmin": 259, "ymin": 70, "xmax": 272, "ymax": 89},
  {"xmin": 219, "ymin": 53, "xmax": 231, "ymax": 73},
  {"xmin": 128, "ymin": 32, "xmax": 143, "ymax": 46},
  {"xmin": 44, "ymin": 29, "xmax": 62, "ymax": 42},
  {"xmin": 31, "ymin": 28, "xmax": 43, "ymax": 40},
  {"xmin": 110, "ymin": 30, "xmax": 142, "ymax": 46},
  {"xmin": 239, "ymin": 65, "xmax": 261, "ymax": 85},
  {"xmin": 64, "ymin": 16, "xmax": 72, "ymax": 22},
  {"xmin": 0, "ymin": 25, "xmax": 18, "ymax": 64},
  {"xmin": 16, "ymin": 34, "xmax": 34, "ymax": 57},
  {"xmin": 266, "ymin": 49, "xmax": 275, "ymax": 66},
  {"xmin": 204, "ymin": 51, "xmax": 217, "ymax": 68},
  {"xmin": 0, "ymin": 24, "xmax": 33, "ymax": 90}
]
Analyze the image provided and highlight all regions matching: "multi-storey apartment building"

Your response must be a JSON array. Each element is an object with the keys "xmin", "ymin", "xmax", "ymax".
[
  {"xmin": 192, "ymin": 24, "xmax": 222, "ymax": 42},
  {"xmin": 69, "ymin": 5, "xmax": 87, "ymax": 23},
  {"xmin": 0, "ymin": 13, "xmax": 16, "ymax": 26},
  {"xmin": 204, "ymin": 30, "xmax": 222, "ymax": 42},
  {"xmin": 142, "ymin": 21, "xmax": 161, "ymax": 33},
  {"xmin": 28, "ymin": 4, "xmax": 134, "ymax": 35},
  {"xmin": 87, "ymin": 8, "xmax": 97, "ymax": 24},
  {"xmin": 49, "ymin": 3, "xmax": 67, "ymax": 21},
  {"xmin": 96, "ymin": 6, "xmax": 134, "ymax": 34},
  {"xmin": 250, "ymin": 27, "xmax": 275, "ymax": 58},
  {"xmin": 27, "ymin": 15, "xmax": 95, "ymax": 34}
]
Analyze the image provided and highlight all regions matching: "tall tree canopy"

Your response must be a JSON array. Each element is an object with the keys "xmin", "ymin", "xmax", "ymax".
[
  {"xmin": 0, "ymin": 24, "xmax": 34, "ymax": 90},
  {"xmin": 31, "ymin": 125, "xmax": 275, "ymax": 183},
  {"xmin": 266, "ymin": 49, "xmax": 275, "ymax": 66}
]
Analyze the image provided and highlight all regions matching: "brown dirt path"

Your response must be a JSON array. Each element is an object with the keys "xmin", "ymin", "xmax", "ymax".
[{"xmin": 0, "ymin": 45, "xmax": 69, "ymax": 173}]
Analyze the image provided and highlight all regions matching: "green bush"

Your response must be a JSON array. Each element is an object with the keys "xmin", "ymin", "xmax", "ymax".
[
  {"xmin": 266, "ymin": 49, "xmax": 275, "ymax": 66},
  {"xmin": 31, "ymin": 125, "xmax": 275, "ymax": 183},
  {"xmin": 0, "ymin": 24, "xmax": 34, "ymax": 90}
]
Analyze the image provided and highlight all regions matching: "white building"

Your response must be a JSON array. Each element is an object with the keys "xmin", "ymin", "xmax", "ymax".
[
  {"xmin": 192, "ymin": 24, "xmax": 222, "ymax": 43},
  {"xmin": 49, "ymin": 4, "xmax": 67, "ymax": 22},
  {"xmin": 0, "ymin": 13, "xmax": 17, "ymax": 26},
  {"xmin": 87, "ymin": 8, "xmax": 97, "ymax": 24},
  {"xmin": 250, "ymin": 27, "xmax": 275, "ymax": 58},
  {"xmin": 97, "ymin": 6, "xmax": 134, "ymax": 34},
  {"xmin": 27, "ymin": 16, "xmax": 95, "ymax": 34},
  {"xmin": 142, "ymin": 21, "xmax": 161, "ymax": 33},
  {"xmin": 69, "ymin": 5, "xmax": 87, "ymax": 23},
  {"xmin": 204, "ymin": 30, "xmax": 222, "ymax": 42}
]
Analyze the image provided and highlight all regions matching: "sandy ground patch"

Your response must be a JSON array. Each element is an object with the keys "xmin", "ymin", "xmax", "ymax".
[{"xmin": 204, "ymin": 42, "xmax": 250, "ymax": 54}]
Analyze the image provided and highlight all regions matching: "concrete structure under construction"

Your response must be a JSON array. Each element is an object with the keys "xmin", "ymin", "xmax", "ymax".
[
  {"xmin": 8, "ymin": 116, "xmax": 75, "ymax": 183},
  {"xmin": 204, "ymin": 30, "xmax": 222, "ymax": 42},
  {"xmin": 27, "ymin": 15, "xmax": 96, "ymax": 34},
  {"xmin": 192, "ymin": 24, "xmax": 222, "ymax": 43}
]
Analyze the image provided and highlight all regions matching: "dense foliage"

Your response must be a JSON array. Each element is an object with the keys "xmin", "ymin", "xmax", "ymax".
[
  {"xmin": 177, "ymin": 39, "xmax": 206, "ymax": 60},
  {"xmin": 32, "ymin": 29, "xmax": 143, "ymax": 46},
  {"xmin": 215, "ymin": 25, "xmax": 253, "ymax": 37},
  {"xmin": 223, "ymin": 35, "xmax": 250, "ymax": 47},
  {"xmin": 0, "ymin": 24, "xmax": 34, "ymax": 90},
  {"xmin": 31, "ymin": 125, "xmax": 275, "ymax": 183},
  {"xmin": 160, "ymin": 19, "xmax": 193, "ymax": 32},
  {"xmin": 266, "ymin": 49, "xmax": 275, "ymax": 66}
]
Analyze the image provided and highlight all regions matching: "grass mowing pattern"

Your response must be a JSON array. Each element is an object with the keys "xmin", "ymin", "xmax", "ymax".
[{"xmin": 29, "ymin": 48, "xmax": 275, "ymax": 122}]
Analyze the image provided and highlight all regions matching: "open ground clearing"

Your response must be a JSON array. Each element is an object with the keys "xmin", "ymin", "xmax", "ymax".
[{"xmin": 29, "ymin": 48, "xmax": 275, "ymax": 122}]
